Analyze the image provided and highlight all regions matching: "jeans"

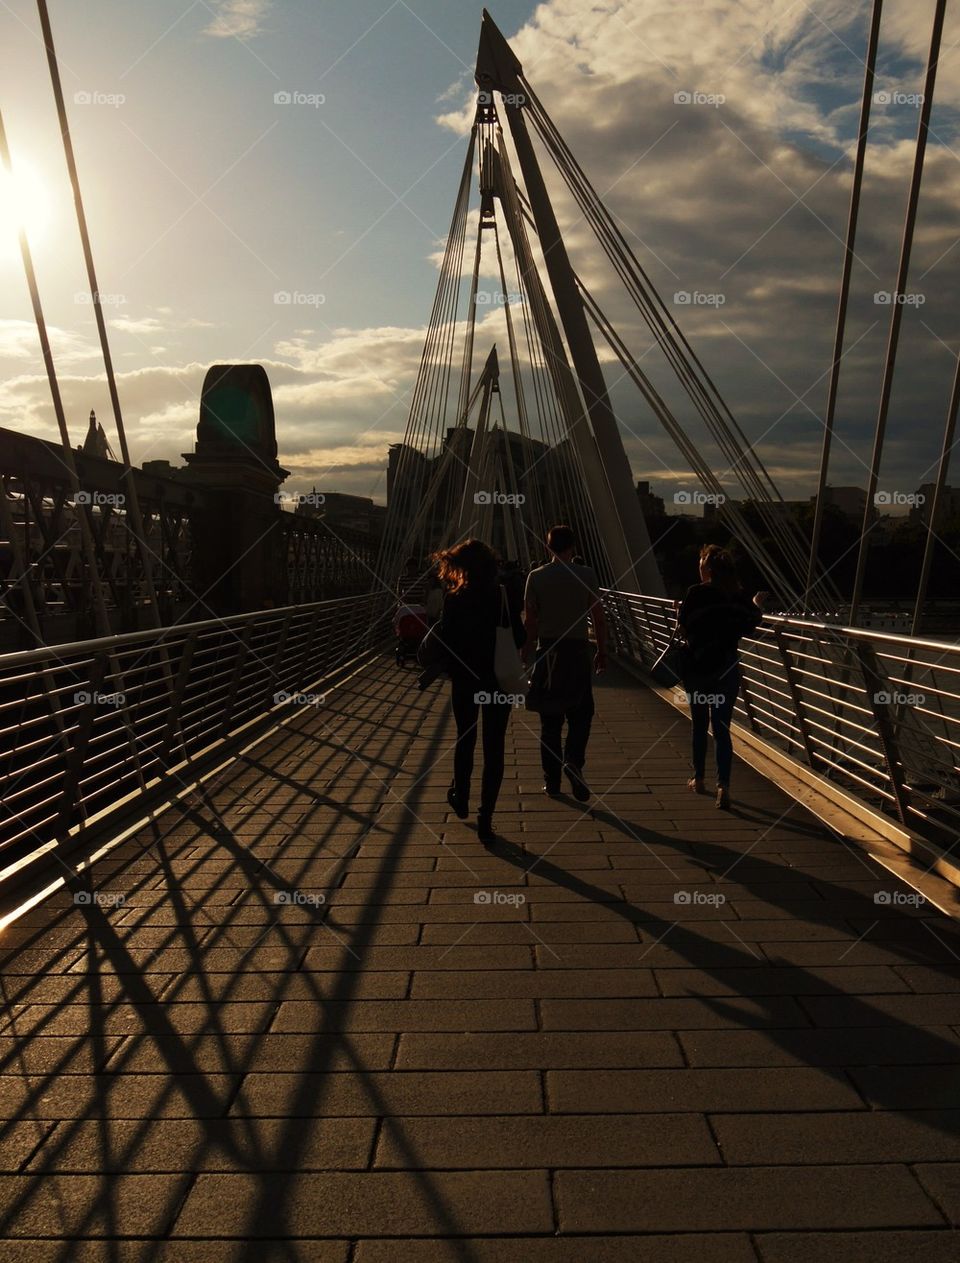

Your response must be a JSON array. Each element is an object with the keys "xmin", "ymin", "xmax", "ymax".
[
  {"xmin": 536, "ymin": 639, "xmax": 595, "ymax": 786},
  {"xmin": 450, "ymin": 679, "xmax": 511, "ymax": 813},
  {"xmin": 688, "ymin": 668, "xmax": 739, "ymax": 787}
]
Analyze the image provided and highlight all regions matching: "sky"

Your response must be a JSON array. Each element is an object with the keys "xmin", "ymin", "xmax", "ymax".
[{"xmin": 1, "ymin": 0, "xmax": 959, "ymax": 510}]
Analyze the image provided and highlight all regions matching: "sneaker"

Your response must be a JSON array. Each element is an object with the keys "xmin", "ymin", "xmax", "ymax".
[
  {"xmin": 716, "ymin": 785, "xmax": 731, "ymax": 811},
  {"xmin": 446, "ymin": 786, "xmax": 468, "ymax": 819},
  {"xmin": 543, "ymin": 781, "xmax": 561, "ymax": 796},
  {"xmin": 563, "ymin": 763, "xmax": 590, "ymax": 803}
]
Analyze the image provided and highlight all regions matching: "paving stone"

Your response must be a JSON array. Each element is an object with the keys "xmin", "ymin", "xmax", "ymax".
[
  {"xmin": 0, "ymin": 1173, "xmax": 187, "ymax": 1236},
  {"xmin": 272, "ymin": 999, "xmax": 536, "ymax": 1032},
  {"xmin": 540, "ymin": 995, "xmax": 809, "ymax": 1030},
  {"xmin": 174, "ymin": 1171, "xmax": 554, "ymax": 1236},
  {"xmin": 395, "ymin": 1031, "xmax": 682, "ymax": 1069},
  {"xmin": 555, "ymin": 1165, "xmax": 941, "ymax": 1231},
  {"xmin": 231, "ymin": 1070, "xmax": 541, "ymax": 1117},
  {"xmin": 549, "ymin": 1067, "xmax": 861, "ymax": 1112},
  {"xmin": 713, "ymin": 1110, "xmax": 960, "ymax": 1165},
  {"xmin": 373, "ymin": 1113, "xmax": 718, "ymax": 1167},
  {"xmin": 680, "ymin": 1026, "xmax": 960, "ymax": 1066},
  {"xmin": 353, "ymin": 1237, "xmax": 757, "ymax": 1263},
  {"xmin": 410, "ymin": 968, "xmax": 657, "ymax": 998},
  {"xmin": 755, "ymin": 1230, "xmax": 960, "ymax": 1263}
]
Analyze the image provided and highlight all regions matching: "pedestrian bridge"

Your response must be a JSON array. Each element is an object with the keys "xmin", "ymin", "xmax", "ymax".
[{"xmin": 1, "ymin": 595, "xmax": 960, "ymax": 1255}]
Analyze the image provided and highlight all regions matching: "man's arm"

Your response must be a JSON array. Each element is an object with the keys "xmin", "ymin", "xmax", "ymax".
[
  {"xmin": 590, "ymin": 596, "xmax": 607, "ymax": 673},
  {"xmin": 522, "ymin": 596, "xmax": 539, "ymax": 664}
]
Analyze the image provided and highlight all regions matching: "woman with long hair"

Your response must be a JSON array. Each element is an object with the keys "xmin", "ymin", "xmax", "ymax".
[
  {"xmin": 677, "ymin": 544, "xmax": 768, "ymax": 809},
  {"xmin": 432, "ymin": 538, "xmax": 524, "ymax": 843}
]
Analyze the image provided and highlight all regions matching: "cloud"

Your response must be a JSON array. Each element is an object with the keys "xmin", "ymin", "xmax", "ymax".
[{"xmin": 203, "ymin": 0, "xmax": 271, "ymax": 40}]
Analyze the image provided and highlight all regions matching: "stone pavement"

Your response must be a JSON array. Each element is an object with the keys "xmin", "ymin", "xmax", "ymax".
[{"xmin": 1, "ymin": 656, "xmax": 960, "ymax": 1260}]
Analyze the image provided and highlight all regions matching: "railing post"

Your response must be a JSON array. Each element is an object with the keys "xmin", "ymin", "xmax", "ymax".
[
  {"xmin": 58, "ymin": 650, "xmax": 110, "ymax": 835},
  {"xmin": 160, "ymin": 633, "xmax": 197, "ymax": 763},
  {"xmin": 221, "ymin": 623, "xmax": 253, "ymax": 735},
  {"xmin": 853, "ymin": 640, "xmax": 912, "ymax": 826},
  {"xmin": 774, "ymin": 625, "xmax": 817, "ymax": 768}
]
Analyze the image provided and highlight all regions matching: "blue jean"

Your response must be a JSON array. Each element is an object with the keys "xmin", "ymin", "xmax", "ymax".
[{"xmin": 688, "ymin": 669, "xmax": 739, "ymax": 787}]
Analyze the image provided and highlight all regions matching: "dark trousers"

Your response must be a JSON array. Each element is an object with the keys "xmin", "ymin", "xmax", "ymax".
[
  {"xmin": 535, "ymin": 639, "xmax": 595, "ymax": 786},
  {"xmin": 450, "ymin": 680, "xmax": 511, "ymax": 813},
  {"xmin": 689, "ymin": 670, "xmax": 739, "ymax": 787}
]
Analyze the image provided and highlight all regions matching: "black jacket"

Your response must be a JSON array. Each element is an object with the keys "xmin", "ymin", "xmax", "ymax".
[
  {"xmin": 678, "ymin": 582, "xmax": 762, "ymax": 679},
  {"xmin": 438, "ymin": 581, "xmax": 524, "ymax": 689}
]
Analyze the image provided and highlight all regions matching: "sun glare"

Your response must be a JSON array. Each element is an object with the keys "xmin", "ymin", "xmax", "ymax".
[{"xmin": 0, "ymin": 158, "xmax": 51, "ymax": 261}]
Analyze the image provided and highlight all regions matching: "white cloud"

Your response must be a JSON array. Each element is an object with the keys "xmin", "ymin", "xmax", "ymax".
[{"xmin": 203, "ymin": 0, "xmax": 271, "ymax": 40}]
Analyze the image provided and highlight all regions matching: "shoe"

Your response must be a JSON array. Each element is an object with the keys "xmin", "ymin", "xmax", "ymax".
[
  {"xmin": 446, "ymin": 786, "xmax": 468, "ymax": 819},
  {"xmin": 563, "ymin": 763, "xmax": 590, "ymax": 803},
  {"xmin": 716, "ymin": 785, "xmax": 731, "ymax": 810},
  {"xmin": 543, "ymin": 781, "xmax": 561, "ymax": 796},
  {"xmin": 687, "ymin": 776, "xmax": 706, "ymax": 794},
  {"xmin": 477, "ymin": 810, "xmax": 496, "ymax": 845}
]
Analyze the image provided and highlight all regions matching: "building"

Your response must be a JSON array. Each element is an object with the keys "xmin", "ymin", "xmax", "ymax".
[{"xmin": 909, "ymin": 484, "xmax": 960, "ymax": 527}]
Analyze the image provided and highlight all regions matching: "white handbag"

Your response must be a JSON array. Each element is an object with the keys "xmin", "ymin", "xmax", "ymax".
[{"xmin": 494, "ymin": 587, "xmax": 528, "ymax": 696}]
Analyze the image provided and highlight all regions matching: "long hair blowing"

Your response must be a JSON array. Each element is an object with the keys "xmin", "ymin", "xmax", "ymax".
[{"xmin": 432, "ymin": 538, "xmax": 498, "ymax": 594}]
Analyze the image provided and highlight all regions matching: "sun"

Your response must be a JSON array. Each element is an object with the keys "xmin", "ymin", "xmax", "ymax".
[{"xmin": 0, "ymin": 158, "xmax": 52, "ymax": 262}]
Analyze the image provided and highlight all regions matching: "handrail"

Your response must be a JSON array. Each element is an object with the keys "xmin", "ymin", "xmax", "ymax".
[
  {"xmin": 0, "ymin": 592, "xmax": 393, "ymax": 884},
  {"xmin": 602, "ymin": 587, "xmax": 960, "ymax": 854}
]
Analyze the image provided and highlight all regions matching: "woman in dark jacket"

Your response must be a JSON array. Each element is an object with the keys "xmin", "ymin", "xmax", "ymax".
[
  {"xmin": 678, "ymin": 545, "xmax": 768, "ymax": 809},
  {"xmin": 433, "ymin": 539, "xmax": 524, "ymax": 844}
]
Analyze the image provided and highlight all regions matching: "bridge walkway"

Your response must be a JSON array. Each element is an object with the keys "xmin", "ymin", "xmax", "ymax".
[{"xmin": 1, "ymin": 657, "xmax": 960, "ymax": 1259}]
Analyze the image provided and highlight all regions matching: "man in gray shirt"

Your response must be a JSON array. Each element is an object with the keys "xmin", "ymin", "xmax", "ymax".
[{"xmin": 522, "ymin": 525, "xmax": 607, "ymax": 801}]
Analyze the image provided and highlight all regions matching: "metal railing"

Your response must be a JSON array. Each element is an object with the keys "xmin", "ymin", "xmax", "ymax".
[
  {"xmin": 603, "ymin": 589, "xmax": 960, "ymax": 851},
  {"xmin": 0, "ymin": 592, "xmax": 392, "ymax": 879}
]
